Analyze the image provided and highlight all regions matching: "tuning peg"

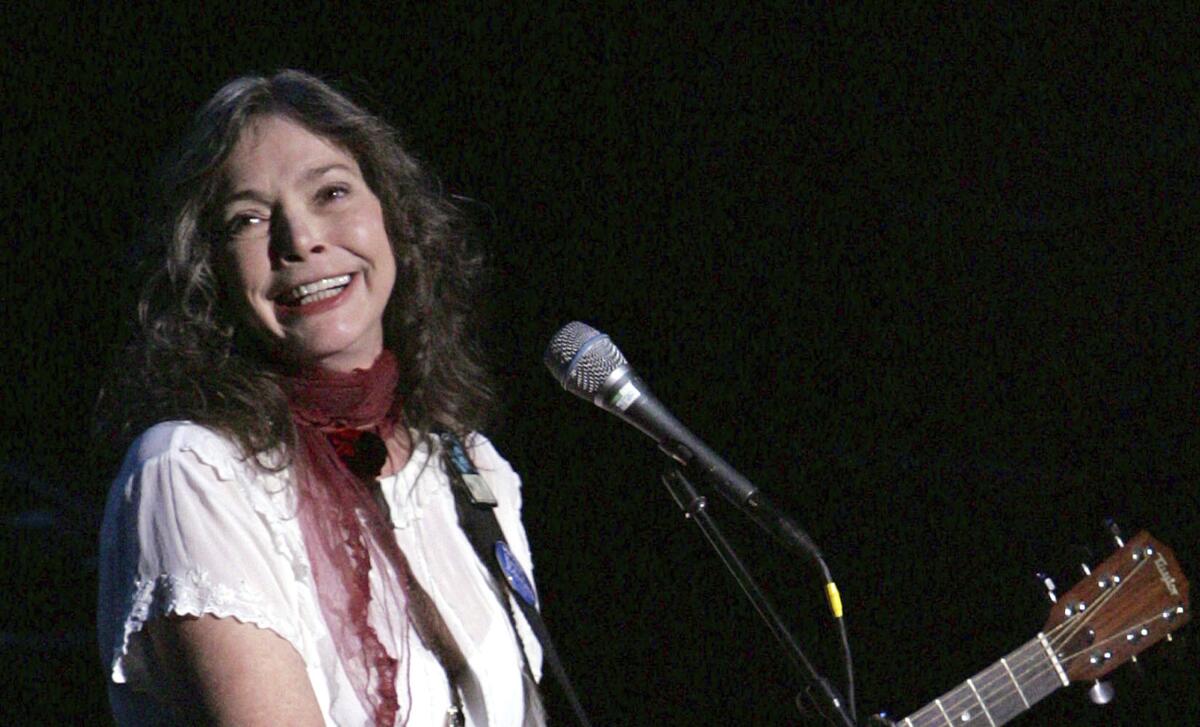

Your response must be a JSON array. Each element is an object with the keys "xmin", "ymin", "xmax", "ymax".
[
  {"xmin": 1080, "ymin": 562, "xmax": 1092, "ymax": 576},
  {"xmin": 1037, "ymin": 572, "xmax": 1058, "ymax": 603},
  {"xmin": 1105, "ymin": 519, "xmax": 1124, "ymax": 548},
  {"xmin": 1087, "ymin": 679, "xmax": 1114, "ymax": 705}
]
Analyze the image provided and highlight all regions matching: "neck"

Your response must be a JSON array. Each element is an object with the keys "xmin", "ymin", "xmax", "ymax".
[
  {"xmin": 281, "ymin": 349, "xmax": 401, "ymax": 431},
  {"xmin": 275, "ymin": 340, "xmax": 386, "ymax": 375},
  {"xmin": 900, "ymin": 634, "xmax": 1067, "ymax": 727}
]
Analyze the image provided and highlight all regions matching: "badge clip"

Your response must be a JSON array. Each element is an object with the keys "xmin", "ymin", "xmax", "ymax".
[{"xmin": 440, "ymin": 432, "xmax": 497, "ymax": 506}]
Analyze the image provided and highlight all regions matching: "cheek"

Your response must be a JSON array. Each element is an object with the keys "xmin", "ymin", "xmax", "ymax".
[
  {"xmin": 349, "ymin": 209, "xmax": 397, "ymax": 290},
  {"xmin": 223, "ymin": 244, "xmax": 270, "ymax": 295},
  {"xmin": 219, "ymin": 250, "xmax": 275, "ymax": 328},
  {"xmin": 375, "ymin": 248, "xmax": 398, "ymax": 309},
  {"xmin": 375, "ymin": 239, "xmax": 397, "ymax": 287}
]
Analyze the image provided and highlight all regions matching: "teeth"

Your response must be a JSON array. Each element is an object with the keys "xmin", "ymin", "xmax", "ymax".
[
  {"xmin": 284, "ymin": 274, "xmax": 351, "ymax": 303},
  {"xmin": 296, "ymin": 287, "xmax": 346, "ymax": 305}
]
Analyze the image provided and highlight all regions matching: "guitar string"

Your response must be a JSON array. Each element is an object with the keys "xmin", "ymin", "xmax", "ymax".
[
  {"xmin": 910, "ymin": 600, "xmax": 1184, "ymax": 727},
  {"xmin": 936, "ymin": 551, "xmax": 1164, "ymax": 725},
  {"xmin": 958, "ymin": 551, "xmax": 1152, "ymax": 711},
  {"xmin": 905, "ymin": 545, "xmax": 1169, "ymax": 725},
  {"xmin": 911, "ymin": 613, "xmax": 1084, "ymax": 723},
  {"xmin": 904, "ymin": 635, "xmax": 1062, "ymax": 727},
  {"xmin": 905, "ymin": 549, "xmax": 1159, "ymax": 724},
  {"xmin": 1045, "ymin": 553, "xmax": 1142, "ymax": 651},
  {"xmin": 967, "ymin": 588, "xmax": 1188, "ymax": 727},
  {"xmin": 1058, "ymin": 609, "xmax": 1184, "ymax": 667},
  {"xmin": 935, "ymin": 555, "xmax": 1149, "ymax": 719},
  {"xmin": 905, "ymin": 638, "xmax": 1052, "ymax": 727},
  {"xmin": 908, "ymin": 625, "xmax": 1087, "ymax": 726}
]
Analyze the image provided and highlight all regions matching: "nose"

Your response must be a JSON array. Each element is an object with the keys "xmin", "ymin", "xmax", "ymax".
[{"xmin": 270, "ymin": 206, "xmax": 326, "ymax": 264}]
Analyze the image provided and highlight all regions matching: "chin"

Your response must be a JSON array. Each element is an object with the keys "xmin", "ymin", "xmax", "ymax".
[
  {"xmin": 284, "ymin": 336, "xmax": 382, "ymax": 371},
  {"xmin": 250, "ymin": 305, "xmax": 386, "ymax": 370}
]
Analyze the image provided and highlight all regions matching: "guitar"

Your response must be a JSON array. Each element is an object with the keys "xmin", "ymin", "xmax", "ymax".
[{"xmin": 895, "ymin": 531, "xmax": 1190, "ymax": 726}]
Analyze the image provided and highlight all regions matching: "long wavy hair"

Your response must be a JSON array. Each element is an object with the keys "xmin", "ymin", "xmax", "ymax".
[{"xmin": 99, "ymin": 69, "xmax": 493, "ymax": 461}]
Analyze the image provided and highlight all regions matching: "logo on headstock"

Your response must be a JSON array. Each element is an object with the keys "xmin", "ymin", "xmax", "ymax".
[{"xmin": 1155, "ymin": 553, "xmax": 1180, "ymax": 596}]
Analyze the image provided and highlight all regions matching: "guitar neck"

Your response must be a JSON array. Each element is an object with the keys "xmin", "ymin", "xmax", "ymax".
[
  {"xmin": 896, "ymin": 531, "xmax": 1190, "ymax": 725},
  {"xmin": 899, "ymin": 634, "xmax": 1068, "ymax": 727}
]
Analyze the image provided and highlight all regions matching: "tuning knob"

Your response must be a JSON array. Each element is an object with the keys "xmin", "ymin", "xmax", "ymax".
[
  {"xmin": 1088, "ymin": 679, "xmax": 1115, "ymax": 705},
  {"xmin": 1037, "ymin": 572, "xmax": 1058, "ymax": 603},
  {"xmin": 1105, "ymin": 519, "xmax": 1124, "ymax": 548}
]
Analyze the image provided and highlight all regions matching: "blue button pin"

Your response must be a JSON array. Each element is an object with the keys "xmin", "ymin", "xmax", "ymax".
[{"xmin": 494, "ymin": 541, "xmax": 537, "ymax": 608}]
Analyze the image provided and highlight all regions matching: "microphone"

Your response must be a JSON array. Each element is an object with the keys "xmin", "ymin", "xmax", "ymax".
[
  {"xmin": 544, "ymin": 320, "xmax": 822, "ymax": 558},
  {"xmin": 543, "ymin": 321, "xmax": 759, "ymax": 505},
  {"xmin": 545, "ymin": 322, "xmax": 853, "ymax": 727}
]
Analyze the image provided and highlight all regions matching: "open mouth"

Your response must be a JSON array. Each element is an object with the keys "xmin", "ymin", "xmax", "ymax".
[
  {"xmin": 276, "ymin": 273, "xmax": 354, "ymax": 308},
  {"xmin": 274, "ymin": 273, "xmax": 357, "ymax": 316}
]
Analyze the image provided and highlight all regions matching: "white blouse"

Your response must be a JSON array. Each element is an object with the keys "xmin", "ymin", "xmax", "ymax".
[{"xmin": 97, "ymin": 421, "xmax": 543, "ymax": 726}]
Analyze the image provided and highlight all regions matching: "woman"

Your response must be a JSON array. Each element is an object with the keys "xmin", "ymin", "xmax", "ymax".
[{"xmin": 97, "ymin": 70, "xmax": 545, "ymax": 726}]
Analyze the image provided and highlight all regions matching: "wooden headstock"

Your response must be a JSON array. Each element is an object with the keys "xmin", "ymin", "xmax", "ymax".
[{"xmin": 1042, "ymin": 531, "xmax": 1190, "ymax": 682}]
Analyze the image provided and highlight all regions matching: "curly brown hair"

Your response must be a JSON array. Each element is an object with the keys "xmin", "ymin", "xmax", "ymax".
[{"xmin": 99, "ymin": 69, "xmax": 493, "ymax": 460}]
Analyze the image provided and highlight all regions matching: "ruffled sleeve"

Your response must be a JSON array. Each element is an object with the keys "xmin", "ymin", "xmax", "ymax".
[{"xmin": 97, "ymin": 421, "xmax": 305, "ymax": 690}]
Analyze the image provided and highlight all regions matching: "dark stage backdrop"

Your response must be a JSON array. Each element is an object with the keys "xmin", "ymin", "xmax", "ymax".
[{"xmin": 4, "ymin": 6, "xmax": 1197, "ymax": 726}]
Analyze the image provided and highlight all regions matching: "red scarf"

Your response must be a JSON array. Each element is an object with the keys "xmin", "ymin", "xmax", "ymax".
[{"xmin": 281, "ymin": 351, "xmax": 413, "ymax": 726}]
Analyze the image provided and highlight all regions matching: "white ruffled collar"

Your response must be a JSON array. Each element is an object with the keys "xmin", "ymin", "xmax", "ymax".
[{"xmin": 378, "ymin": 435, "xmax": 450, "ymax": 530}]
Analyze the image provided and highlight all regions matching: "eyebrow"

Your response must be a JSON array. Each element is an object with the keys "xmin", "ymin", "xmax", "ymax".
[
  {"xmin": 303, "ymin": 162, "xmax": 354, "ymax": 181},
  {"xmin": 221, "ymin": 163, "xmax": 356, "ymax": 208}
]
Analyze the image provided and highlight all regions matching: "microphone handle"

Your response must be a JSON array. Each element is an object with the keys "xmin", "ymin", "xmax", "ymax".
[{"xmin": 595, "ymin": 369, "xmax": 823, "ymax": 562}]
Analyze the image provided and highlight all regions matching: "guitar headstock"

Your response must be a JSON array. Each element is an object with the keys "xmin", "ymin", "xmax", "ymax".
[{"xmin": 1042, "ymin": 531, "xmax": 1189, "ymax": 682}]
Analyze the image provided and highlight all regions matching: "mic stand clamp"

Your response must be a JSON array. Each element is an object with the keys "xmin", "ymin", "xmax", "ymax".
[
  {"xmin": 661, "ymin": 469, "xmax": 857, "ymax": 727},
  {"xmin": 655, "ymin": 439, "xmax": 824, "ymax": 571}
]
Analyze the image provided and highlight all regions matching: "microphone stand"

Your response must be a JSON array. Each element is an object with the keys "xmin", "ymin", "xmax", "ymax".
[{"xmin": 661, "ymin": 469, "xmax": 858, "ymax": 727}]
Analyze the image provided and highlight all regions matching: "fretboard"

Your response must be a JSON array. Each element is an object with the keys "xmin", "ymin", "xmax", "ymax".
[{"xmin": 899, "ymin": 634, "xmax": 1068, "ymax": 727}]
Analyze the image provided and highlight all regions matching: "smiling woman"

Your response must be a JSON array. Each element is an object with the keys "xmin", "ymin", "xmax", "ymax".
[
  {"xmin": 219, "ymin": 115, "xmax": 397, "ymax": 373},
  {"xmin": 95, "ymin": 71, "xmax": 548, "ymax": 726}
]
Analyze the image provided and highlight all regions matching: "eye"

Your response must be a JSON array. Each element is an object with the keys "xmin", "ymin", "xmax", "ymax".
[
  {"xmin": 317, "ymin": 184, "xmax": 350, "ymax": 203},
  {"xmin": 225, "ymin": 212, "xmax": 268, "ymax": 238}
]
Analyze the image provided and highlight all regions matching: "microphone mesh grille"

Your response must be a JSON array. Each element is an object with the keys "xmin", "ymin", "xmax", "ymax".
[{"xmin": 544, "ymin": 321, "xmax": 628, "ymax": 396}]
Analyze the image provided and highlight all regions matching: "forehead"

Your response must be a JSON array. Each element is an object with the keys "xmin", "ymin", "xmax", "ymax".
[{"xmin": 222, "ymin": 115, "xmax": 360, "ymax": 187}]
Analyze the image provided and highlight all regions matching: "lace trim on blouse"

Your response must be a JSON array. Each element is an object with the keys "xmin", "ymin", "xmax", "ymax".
[
  {"xmin": 114, "ymin": 569, "xmax": 301, "ymax": 682},
  {"xmin": 109, "ymin": 429, "xmax": 309, "ymax": 685}
]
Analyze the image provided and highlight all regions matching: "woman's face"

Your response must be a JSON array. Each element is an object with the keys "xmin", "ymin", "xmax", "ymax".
[{"xmin": 218, "ymin": 115, "xmax": 396, "ymax": 372}]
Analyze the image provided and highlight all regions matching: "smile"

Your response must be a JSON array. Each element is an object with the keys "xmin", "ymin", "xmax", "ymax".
[
  {"xmin": 278, "ymin": 274, "xmax": 353, "ymax": 305},
  {"xmin": 275, "ymin": 273, "xmax": 356, "ymax": 317}
]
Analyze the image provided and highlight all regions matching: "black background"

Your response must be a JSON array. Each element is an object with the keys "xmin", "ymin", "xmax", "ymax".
[{"xmin": 3, "ymin": 5, "xmax": 1197, "ymax": 726}]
